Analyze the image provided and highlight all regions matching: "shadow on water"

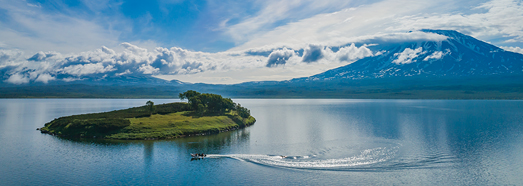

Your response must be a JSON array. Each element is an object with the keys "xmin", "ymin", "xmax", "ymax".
[
  {"xmin": 54, "ymin": 126, "xmax": 250, "ymax": 147},
  {"xmin": 49, "ymin": 127, "xmax": 251, "ymax": 165}
]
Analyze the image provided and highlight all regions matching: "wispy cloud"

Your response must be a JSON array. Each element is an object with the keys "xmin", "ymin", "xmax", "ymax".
[
  {"xmin": 224, "ymin": 0, "xmax": 361, "ymax": 44},
  {"xmin": 0, "ymin": 0, "xmax": 122, "ymax": 54},
  {"xmin": 391, "ymin": 0, "xmax": 523, "ymax": 44},
  {"xmin": 226, "ymin": 0, "xmax": 443, "ymax": 51},
  {"xmin": 226, "ymin": 0, "xmax": 523, "ymax": 51}
]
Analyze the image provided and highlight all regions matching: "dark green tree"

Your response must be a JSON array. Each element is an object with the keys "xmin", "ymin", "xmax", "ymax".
[
  {"xmin": 146, "ymin": 100, "xmax": 155, "ymax": 115},
  {"xmin": 179, "ymin": 90, "xmax": 247, "ymax": 116},
  {"xmin": 222, "ymin": 98, "xmax": 235, "ymax": 112},
  {"xmin": 235, "ymin": 104, "xmax": 251, "ymax": 118},
  {"xmin": 179, "ymin": 90, "xmax": 201, "ymax": 100}
]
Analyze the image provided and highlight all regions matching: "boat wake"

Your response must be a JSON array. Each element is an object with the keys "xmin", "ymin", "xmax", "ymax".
[
  {"xmin": 204, "ymin": 141, "xmax": 457, "ymax": 171},
  {"xmin": 205, "ymin": 146, "xmax": 398, "ymax": 170}
]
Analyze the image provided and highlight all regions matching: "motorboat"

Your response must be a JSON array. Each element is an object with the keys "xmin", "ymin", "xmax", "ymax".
[{"xmin": 191, "ymin": 153, "xmax": 206, "ymax": 158}]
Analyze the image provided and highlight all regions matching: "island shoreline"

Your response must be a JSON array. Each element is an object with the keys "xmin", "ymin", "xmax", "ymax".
[
  {"xmin": 38, "ymin": 119, "xmax": 255, "ymax": 140},
  {"xmin": 38, "ymin": 91, "xmax": 256, "ymax": 140}
]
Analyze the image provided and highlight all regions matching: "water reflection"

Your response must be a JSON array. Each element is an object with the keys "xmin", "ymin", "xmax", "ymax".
[
  {"xmin": 172, "ymin": 128, "xmax": 251, "ymax": 153},
  {"xmin": 53, "ymin": 127, "xmax": 251, "ymax": 167},
  {"xmin": 1, "ymin": 99, "xmax": 523, "ymax": 185},
  {"xmin": 143, "ymin": 141, "xmax": 154, "ymax": 167}
]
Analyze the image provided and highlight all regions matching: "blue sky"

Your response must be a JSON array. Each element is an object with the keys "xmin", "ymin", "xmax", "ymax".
[{"xmin": 1, "ymin": 0, "xmax": 523, "ymax": 84}]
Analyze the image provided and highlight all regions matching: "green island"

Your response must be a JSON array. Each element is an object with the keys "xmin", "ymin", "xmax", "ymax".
[{"xmin": 38, "ymin": 91, "xmax": 255, "ymax": 140}]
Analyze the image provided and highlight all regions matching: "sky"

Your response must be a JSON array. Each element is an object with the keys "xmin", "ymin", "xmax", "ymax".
[{"xmin": 1, "ymin": 0, "xmax": 523, "ymax": 84}]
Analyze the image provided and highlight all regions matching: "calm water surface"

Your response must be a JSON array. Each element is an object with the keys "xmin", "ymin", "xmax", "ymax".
[{"xmin": 1, "ymin": 99, "xmax": 523, "ymax": 185}]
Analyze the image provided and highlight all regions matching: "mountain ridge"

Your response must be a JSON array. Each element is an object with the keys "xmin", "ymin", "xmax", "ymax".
[
  {"xmin": 2, "ymin": 29, "xmax": 523, "ymax": 99},
  {"xmin": 289, "ymin": 29, "xmax": 523, "ymax": 83}
]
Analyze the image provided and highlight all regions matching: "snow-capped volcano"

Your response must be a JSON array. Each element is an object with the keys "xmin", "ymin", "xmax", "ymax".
[{"xmin": 298, "ymin": 30, "xmax": 523, "ymax": 82}]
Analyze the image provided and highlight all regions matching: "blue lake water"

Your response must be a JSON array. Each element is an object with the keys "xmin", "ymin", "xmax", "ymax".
[{"xmin": 1, "ymin": 99, "xmax": 523, "ymax": 185}]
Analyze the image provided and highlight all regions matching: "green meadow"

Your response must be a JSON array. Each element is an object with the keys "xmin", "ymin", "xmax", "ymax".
[{"xmin": 109, "ymin": 111, "xmax": 255, "ymax": 140}]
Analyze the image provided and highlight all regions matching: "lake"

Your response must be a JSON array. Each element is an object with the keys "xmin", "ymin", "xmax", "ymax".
[{"xmin": 1, "ymin": 99, "xmax": 523, "ymax": 185}]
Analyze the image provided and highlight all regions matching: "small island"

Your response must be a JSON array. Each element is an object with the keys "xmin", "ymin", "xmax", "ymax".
[{"xmin": 39, "ymin": 91, "xmax": 255, "ymax": 140}]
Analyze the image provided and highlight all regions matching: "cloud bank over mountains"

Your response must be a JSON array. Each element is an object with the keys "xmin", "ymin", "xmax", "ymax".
[
  {"xmin": 0, "ymin": 0, "xmax": 522, "ymax": 84},
  {"xmin": 0, "ymin": 40, "xmax": 380, "ymax": 84}
]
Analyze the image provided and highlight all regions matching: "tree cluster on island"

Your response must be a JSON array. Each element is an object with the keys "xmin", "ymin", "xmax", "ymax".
[{"xmin": 178, "ymin": 90, "xmax": 251, "ymax": 118}]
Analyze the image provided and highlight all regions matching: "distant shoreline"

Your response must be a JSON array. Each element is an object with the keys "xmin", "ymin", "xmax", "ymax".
[
  {"xmin": 2, "ymin": 79, "xmax": 523, "ymax": 100},
  {"xmin": 12, "ymin": 90, "xmax": 523, "ymax": 100}
]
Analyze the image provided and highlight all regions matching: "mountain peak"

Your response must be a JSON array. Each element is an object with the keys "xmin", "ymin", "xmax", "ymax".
[
  {"xmin": 420, "ymin": 29, "xmax": 463, "ymax": 35},
  {"xmin": 295, "ymin": 30, "xmax": 523, "ymax": 82}
]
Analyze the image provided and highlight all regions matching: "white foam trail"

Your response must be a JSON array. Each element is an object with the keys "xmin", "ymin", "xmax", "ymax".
[{"xmin": 207, "ymin": 146, "xmax": 398, "ymax": 169}]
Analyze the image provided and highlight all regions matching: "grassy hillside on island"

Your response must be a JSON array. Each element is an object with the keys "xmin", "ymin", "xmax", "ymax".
[{"xmin": 39, "ymin": 91, "xmax": 255, "ymax": 140}]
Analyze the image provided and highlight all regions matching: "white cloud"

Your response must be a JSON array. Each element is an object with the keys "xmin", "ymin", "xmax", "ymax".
[
  {"xmin": 61, "ymin": 63, "xmax": 116, "ymax": 76},
  {"xmin": 392, "ymin": 47, "xmax": 425, "ymax": 64},
  {"xmin": 138, "ymin": 64, "xmax": 159, "ymax": 74},
  {"xmin": 423, "ymin": 51, "xmax": 444, "ymax": 61},
  {"xmin": 121, "ymin": 42, "xmax": 148, "ymax": 55},
  {"xmin": 62, "ymin": 77, "xmax": 84, "ymax": 82},
  {"xmin": 0, "ymin": 49, "xmax": 24, "ymax": 67},
  {"xmin": 423, "ymin": 50, "xmax": 450, "ymax": 61},
  {"xmin": 101, "ymin": 46, "xmax": 116, "ymax": 55},
  {"xmin": 302, "ymin": 44, "xmax": 324, "ymax": 63},
  {"xmin": 500, "ymin": 46, "xmax": 523, "ymax": 54},
  {"xmin": 5, "ymin": 73, "xmax": 30, "ymax": 84},
  {"xmin": 34, "ymin": 73, "xmax": 55, "ymax": 83},
  {"xmin": 266, "ymin": 48, "xmax": 295, "ymax": 67},
  {"xmin": 27, "ymin": 51, "xmax": 62, "ymax": 61},
  {"xmin": 336, "ymin": 43, "xmax": 374, "ymax": 61},
  {"xmin": 115, "ymin": 69, "xmax": 132, "ymax": 76}
]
